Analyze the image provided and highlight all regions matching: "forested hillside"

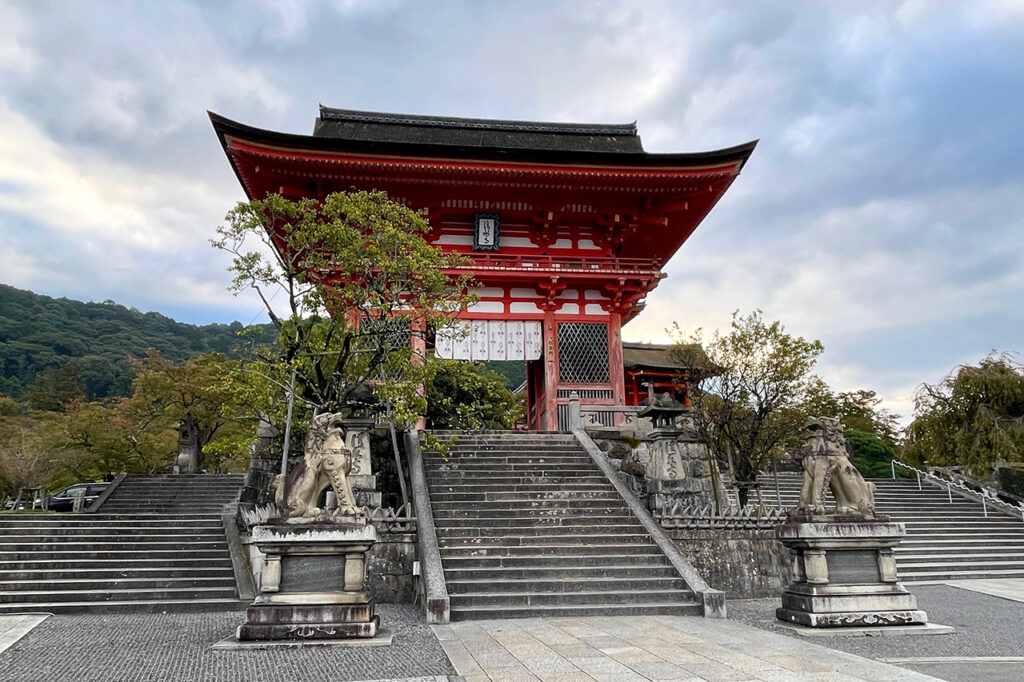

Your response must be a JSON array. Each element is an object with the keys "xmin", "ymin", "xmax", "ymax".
[{"xmin": 0, "ymin": 284, "xmax": 274, "ymax": 401}]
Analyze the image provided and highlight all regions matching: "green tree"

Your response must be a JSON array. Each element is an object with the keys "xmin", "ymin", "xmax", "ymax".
[
  {"xmin": 211, "ymin": 190, "xmax": 475, "ymax": 429},
  {"xmin": 0, "ymin": 396, "xmax": 20, "ymax": 417},
  {"xmin": 844, "ymin": 428, "xmax": 897, "ymax": 478},
  {"xmin": 424, "ymin": 359, "xmax": 524, "ymax": 430},
  {"xmin": 802, "ymin": 378, "xmax": 901, "ymax": 447},
  {"xmin": 904, "ymin": 352, "xmax": 1024, "ymax": 476},
  {"xmin": 26, "ymin": 364, "xmax": 85, "ymax": 412},
  {"xmin": 128, "ymin": 351, "xmax": 240, "ymax": 472},
  {"xmin": 674, "ymin": 310, "xmax": 824, "ymax": 507}
]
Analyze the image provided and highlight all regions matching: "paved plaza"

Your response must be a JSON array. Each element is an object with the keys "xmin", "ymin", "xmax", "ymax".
[
  {"xmin": 730, "ymin": 583, "xmax": 1024, "ymax": 682},
  {"xmin": 3, "ymin": 582, "xmax": 1024, "ymax": 681},
  {"xmin": 433, "ymin": 615, "xmax": 935, "ymax": 681}
]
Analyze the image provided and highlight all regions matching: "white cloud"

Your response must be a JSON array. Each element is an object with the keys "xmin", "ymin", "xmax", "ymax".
[{"xmin": 0, "ymin": 0, "xmax": 37, "ymax": 74}]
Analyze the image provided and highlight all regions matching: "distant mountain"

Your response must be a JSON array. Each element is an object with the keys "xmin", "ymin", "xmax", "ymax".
[{"xmin": 0, "ymin": 284, "xmax": 275, "ymax": 401}]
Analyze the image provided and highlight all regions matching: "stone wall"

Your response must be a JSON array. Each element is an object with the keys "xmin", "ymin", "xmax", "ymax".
[
  {"xmin": 366, "ymin": 530, "xmax": 416, "ymax": 603},
  {"xmin": 244, "ymin": 527, "xmax": 417, "ymax": 604},
  {"xmin": 667, "ymin": 528, "xmax": 790, "ymax": 599}
]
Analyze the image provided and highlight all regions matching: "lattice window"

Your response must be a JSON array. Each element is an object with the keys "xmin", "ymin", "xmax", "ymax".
[{"xmin": 557, "ymin": 322, "xmax": 609, "ymax": 383}]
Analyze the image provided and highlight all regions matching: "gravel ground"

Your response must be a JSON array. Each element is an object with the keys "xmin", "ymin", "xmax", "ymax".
[
  {"xmin": 729, "ymin": 584, "xmax": 1024, "ymax": 681},
  {"xmin": 0, "ymin": 604, "xmax": 453, "ymax": 682}
]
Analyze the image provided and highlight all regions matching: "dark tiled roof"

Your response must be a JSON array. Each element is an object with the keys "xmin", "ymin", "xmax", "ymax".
[
  {"xmin": 313, "ymin": 106, "xmax": 645, "ymax": 154},
  {"xmin": 622, "ymin": 342, "xmax": 711, "ymax": 372}
]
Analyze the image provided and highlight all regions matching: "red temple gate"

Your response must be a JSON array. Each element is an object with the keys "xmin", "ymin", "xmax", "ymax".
[{"xmin": 211, "ymin": 107, "xmax": 754, "ymax": 430}]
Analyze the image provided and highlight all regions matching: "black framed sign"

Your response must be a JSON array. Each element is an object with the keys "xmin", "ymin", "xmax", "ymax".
[{"xmin": 473, "ymin": 213, "xmax": 500, "ymax": 251}]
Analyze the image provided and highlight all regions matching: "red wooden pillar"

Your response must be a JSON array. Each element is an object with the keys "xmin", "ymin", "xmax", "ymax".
[
  {"xmin": 542, "ymin": 312, "xmax": 559, "ymax": 431},
  {"xmin": 608, "ymin": 311, "xmax": 625, "ymax": 423}
]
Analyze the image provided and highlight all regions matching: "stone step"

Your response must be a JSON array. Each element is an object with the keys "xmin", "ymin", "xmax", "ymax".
[
  {"xmin": 0, "ymin": 597, "xmax": 246, "ymax": 614},
  {"xmin": 446, "ymin": 575, "xmax": 688, "ymax": 595},
  {"xmin": 423, "ymin": 454, "xmax": 589, "ymax": 464},
  {"xmin": 898, "ymin": 531, "xmax": 1024, "ymax": 540},
  {"xmin": 429, "ymin": 484, "xmax": 616, "ymax": 495},
  {"xmin": 428, "ymin": 446, "xmax": 588, "ymax": 454},
  {"xmin": 901, "ymin": 568, "xmax": 1024, "ymax": 581},
  {"xmin": 428, "ymin": 491, "xmax": 621, "ymax": 503},
  {"xmin": 0, "ymin": 532, "xmax": 226, "ymax": 543},
  {"xmin": 449, "ymin": 588, "xmax": 692, "ymax": 608},
  {"xmin": 425, "ymin": 464, "xmax": 598, "ymax": 475},
  {"xmin": 0, "ymin": 514, "xmax": 223, "ymax": 522},
  {"xmin": 0, "ymin": 566, "xmax": 235, "ymax": 580},
  {"xmin": 0, "ymin": 540, "xmax": 228, "ymax": 553},
  {"xmin": 444, "ymin": 565, "xmax": 679, "ymax": 581},
  {"xmin": 895, "ymin": 547, "xmax": 1024, "ymax": 556},
  {"xmin": 885, "ymin": 513, "xmax": 1021, "ymax": 520},
  {"xmin": 0, "ymin": 526, "xmax": 226, "ymax": 537},
  {"xmin": 0, "ymin": 576, "xmax": 237, "ymax": 592},
  {"xmin": 899, "ymin": 559, "xmax": 1024, "ymax": 570},
  {"xmin": 0, "ymin": 548, "xmax": 232, "ymax": 561},
  {"xmin": 0, "ymin": 557, "xmax": 233, "ymax": 571},
  {"xmin": 438, "ymin": 543, "xmax": 662, "ymax": 558},
  {"xmin": 896, "ymin": 553, "xmax": 1024, "ymax": 563},
  {"xmin": 0, "ymin": 519, "xmax": 223, "ymax": 529},
  {"xmin": 431, "ymin": 507, "xmax": 630, "ymax": 520},
  {"xmin": 95, "ymin": 503, "xmax": 230, "ymax": 509},
  {"xmin": 439, "ymin": 533, "xmax": 655, "ymax": 548},
  {"xmin": 425, "ymin": 473, "xmax": 608, "ymax": 483},
  {"xmin": 437, "ymin": 524, "xmax": 644, "ymax": 539},
  {"xmin": 901, "ymin": 537, "xmax": 1024, "ymax": 546},
  {"xmin": 434, "ymin": 515, "xmax": 636, "ymax": 528},
  {"xmin": 0, "ymin": 586, "xmax": 238, "ymax": 604},
  {"xmin": 449, "ymin": 601, "xmax": 701, "ymax": 621},
  {"xmin": 429, "ymin": 499, "xmax": 628, "ymax": 511},
  {"xmin": 441, "ymin": 553, "xmax": 670, "ymax": 569}
]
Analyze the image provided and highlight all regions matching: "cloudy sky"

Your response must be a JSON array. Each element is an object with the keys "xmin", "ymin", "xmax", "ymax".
[{"xmin": 2, "ymin": 0, "xmax": 1022, "ymax": 420}]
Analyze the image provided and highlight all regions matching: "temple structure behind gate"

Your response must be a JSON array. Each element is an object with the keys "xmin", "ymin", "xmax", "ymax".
[{"xmin": 211, "ymin": 107, "xmax": 755, "ymax": 430}]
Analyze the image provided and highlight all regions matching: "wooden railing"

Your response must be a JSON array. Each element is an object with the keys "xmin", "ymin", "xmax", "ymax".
[{"xmin": 445, "ymin": 253, "xmax": 661, "ymax": 273}]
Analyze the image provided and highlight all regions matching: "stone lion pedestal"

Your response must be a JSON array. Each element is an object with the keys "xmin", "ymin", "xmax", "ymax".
[
  {"xmin": 237, "ymin": 522, "xmax": 379, "ymax": 641},
  {"xmin": 775, "ymin": 518, "xmax": 926, "ymax": 628},
  {"xmin": 776, "ymin": 417, "xmax": 928, "ymax": 630},
  {"xmin": 236, "ymin": 413, "xmax": 380, "ymax": 642}
]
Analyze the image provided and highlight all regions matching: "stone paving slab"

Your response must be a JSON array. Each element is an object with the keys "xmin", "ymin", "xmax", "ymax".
[
  {"xmin": 946, "ymin": 578, "xmax": 1024, "ymax": 603},
  {"xmin": 729, "ymin": 582, "xmax": 1024, "ymax": 682},
  {"xmin": 433, "ymin": 615, "xmax": 939, "ymax": 681},
  {"xmin": 0, "ymin": 605, "xmax": 451, "ymax": 682},
  {"xmin": 0, "ymin": 614, "xmax": 49, "ymax": 655}
]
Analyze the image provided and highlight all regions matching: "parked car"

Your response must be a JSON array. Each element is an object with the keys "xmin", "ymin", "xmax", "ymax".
[{"xmin": 45, "ymin": 482, "xmax": 109, "ymax": 512}]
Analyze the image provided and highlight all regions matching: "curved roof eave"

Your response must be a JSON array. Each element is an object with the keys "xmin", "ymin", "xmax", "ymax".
[{"xmin": 209, "ymin": 111, "xmax": 757, "ymax": 172}]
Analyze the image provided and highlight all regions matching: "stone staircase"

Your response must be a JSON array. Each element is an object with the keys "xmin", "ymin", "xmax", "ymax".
[
  {"xmin": 761, "ymin": 473, "xmax": 1024, "ymax": 582},
  {"xmin": 0, "ymin": 474, "xmax": 245, "ymax": 613},
  {"xmin": 425, "ymin": 430, "xmax": 701, "ymax": 620}
]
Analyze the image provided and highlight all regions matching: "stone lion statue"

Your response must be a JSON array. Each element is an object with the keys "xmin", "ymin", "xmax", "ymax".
[
  {"xmin": 796, "ymin": 417, "xmax": 876, "ymax": 518},
  {"xmin": 273, "ymin": 413, "xmax": 363, "ymax": 523}
]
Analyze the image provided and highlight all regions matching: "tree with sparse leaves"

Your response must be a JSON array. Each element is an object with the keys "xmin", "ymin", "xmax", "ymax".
[
  {"xmin": 673, "ymin": 310, "xmax": 824, "ymax": 507},
  {"xmin": 211, "ymin": 191, "xmax": 475, "ymax": 433},
  {"xmin": 801, "ymin": 378, "xmax": 901, "ymax": 448}
]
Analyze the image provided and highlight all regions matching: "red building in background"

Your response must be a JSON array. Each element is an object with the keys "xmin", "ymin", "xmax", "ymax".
[{"xmin": 211, "ymin": 107, "xmax": 754, "ymax": 430}]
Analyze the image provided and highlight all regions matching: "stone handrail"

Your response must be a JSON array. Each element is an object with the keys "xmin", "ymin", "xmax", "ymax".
[
  {"xmin": 656, "ymin": 503, "xmax": 786, "ymax": 530},
  {"xmin": 891, "ymin": 459, "xmax": 1024, "ymax": 522},
  {"xmin": 404, "ymin": 428, "xmax": 451, "ymax": 624},
  {"xmin": 572, "ymin": 427, "xmax": 726, "ymax": 618}
]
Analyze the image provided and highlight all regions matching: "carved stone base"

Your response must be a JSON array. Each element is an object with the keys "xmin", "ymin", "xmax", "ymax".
[
  {"xmin": 238, "ymin": 523, "xmax": 379, "ymax": 641},
  {"xmin": 775, "ymin": 520, "xmax": 927, "ymax": 629}
]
